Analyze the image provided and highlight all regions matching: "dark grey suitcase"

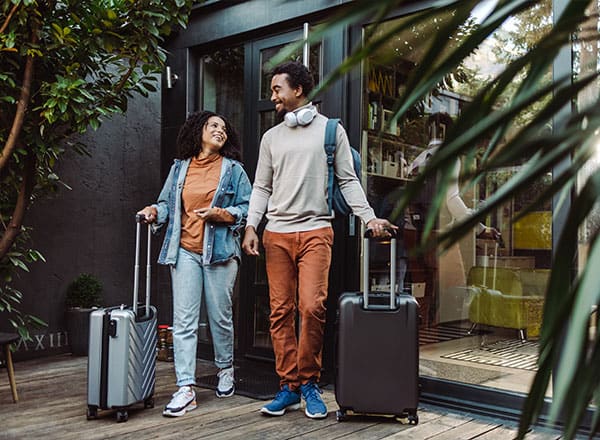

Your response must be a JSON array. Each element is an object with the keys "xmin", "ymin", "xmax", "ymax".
[
  {"xmin": 87, "ymin": 215, "xmax": 157, "ymax": 422},
  {"xmin": 335, "ymin": 231, "xmax": 419, "ymax": 424}
]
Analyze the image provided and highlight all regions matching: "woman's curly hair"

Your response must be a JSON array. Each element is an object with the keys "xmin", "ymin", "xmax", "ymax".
[{"xmin": 176, "ymin": 110, "xmax": 242, "ymax": 161}]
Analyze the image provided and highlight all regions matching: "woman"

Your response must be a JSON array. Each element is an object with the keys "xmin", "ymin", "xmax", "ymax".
[
  {"xmin": 138, "ymin": 111, "xmax": 251, "ymax": 417},
  {"xmin": 408, "ymin": 112, "xmax": 500, "ymax": 309}
]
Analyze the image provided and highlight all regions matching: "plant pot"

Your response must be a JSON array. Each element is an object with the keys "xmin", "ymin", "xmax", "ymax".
[{"xmin": 66, "ymin": 307, "xmax": 94, "ymax": 356}]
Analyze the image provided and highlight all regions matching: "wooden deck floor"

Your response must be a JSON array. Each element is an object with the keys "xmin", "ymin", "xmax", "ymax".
[{"xmin": 0, "ymin": 354, "xmax": 568, "ymax": 439}]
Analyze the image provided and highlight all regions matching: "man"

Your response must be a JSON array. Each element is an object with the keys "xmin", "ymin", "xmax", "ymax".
[{"xmin": 242, "ymin": 61, "xmax": 396, "ymax": 419}]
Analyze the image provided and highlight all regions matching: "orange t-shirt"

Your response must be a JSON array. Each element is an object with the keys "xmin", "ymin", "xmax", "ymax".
[{"xmin": 180, "ymin": 154, "xmax": 234, "ymax": 254}]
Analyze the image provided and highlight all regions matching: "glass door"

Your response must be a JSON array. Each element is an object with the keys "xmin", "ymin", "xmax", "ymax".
[
  {"xmin": 192, "ymin": 44, "xmax": 246, "ymax": 359},
  {"xmin": 239, "ymin": 30, "xmax": 322, "ymax": 360},
  {"xmin": 360, "ymin": 4, "xmax": 553, "ymax": 397}
]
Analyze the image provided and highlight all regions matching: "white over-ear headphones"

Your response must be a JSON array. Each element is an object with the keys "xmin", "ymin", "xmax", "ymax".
[{"xmin": 284, "ymin": 106, "xmax": 317, "ymax": 127}]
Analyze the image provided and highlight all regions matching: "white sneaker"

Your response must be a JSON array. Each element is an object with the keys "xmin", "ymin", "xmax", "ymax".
[
  {"xmin": 216, "ymin": 367, "xmax": 235, "ymax": 397},
  {"xmin": 162, "ymin": 386, "xmax": 197, "ymax": 417}
]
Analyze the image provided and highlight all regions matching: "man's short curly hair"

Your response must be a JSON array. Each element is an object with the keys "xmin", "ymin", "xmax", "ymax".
[{"xmin": 271, "ymin": 61, "xmax": 314, "ymax": 97}]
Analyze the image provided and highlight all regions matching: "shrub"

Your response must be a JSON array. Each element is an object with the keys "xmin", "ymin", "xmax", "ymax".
[{"xmin": 65, "ymin": 273, "xmax": 103, "ymax": 309}]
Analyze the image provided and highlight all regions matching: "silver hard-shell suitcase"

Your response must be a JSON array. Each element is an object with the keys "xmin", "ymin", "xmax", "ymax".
[
  {"xmin": 87, "ymin": 215, "xmax": 157, "ymax": 422},
  {"xmin": 335, "ymin": 230, "xmax": 419, "ymax": 424}
]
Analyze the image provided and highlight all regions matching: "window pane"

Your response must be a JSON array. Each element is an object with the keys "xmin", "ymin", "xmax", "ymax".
[
  {"xmin": 198, "ymin": 45, "xmax": 245, "ymax": 345},
  {"xmin": 259, "ymin": 44, "xmax": 321, "ymax": 100},
  {"xmin": 201, "ymin": 46, "xmax": 245, "ymax": 151},
  {"xmin": 574, "ymin": 3, "xmax": 600, "ymax": 410},
  {"xmin": 362, "ymin": 2, "xmax": 552, "ymax": 396}
]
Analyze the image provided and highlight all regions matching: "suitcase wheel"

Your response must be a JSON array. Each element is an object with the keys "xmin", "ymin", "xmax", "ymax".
[
  {"xmin": 395, "ymin": 411, "xmax": 418, "ymax": 425},
  {"xmin": 395, "ymin": 415, "xmax": 408, "ymax": 424},
  {"xmin": 336, "ymin": 409, "xmax": 347, "ymax": 422},
  {"xmin": 116, "ymin": 410, "xmax": 129, "ymax": 423},
  {"xmin": 396, "ymin": 410, "xmax": 419, "ymax": 425},
  {"xmin": 86, "ymin": 406, "xmax": 98, "ymax": 420},
  {"xmin": 144, "ymin": 397, "xmax": 155, "ymax": 409}
]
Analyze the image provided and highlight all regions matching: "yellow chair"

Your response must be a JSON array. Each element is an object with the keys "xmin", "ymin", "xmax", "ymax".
[
  {"xmin": 467, "ymin": 267, "xmax": 548, "ymax": 340},
  {"xmin": 0, "ymin": 332, "xmax": 19, "ymax": 403}
]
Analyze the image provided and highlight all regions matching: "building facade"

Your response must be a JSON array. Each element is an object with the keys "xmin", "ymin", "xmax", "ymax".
[
  {"xmin": 9, "ymin": 0, "xmax": 598, "ymax": 429},
  {"xmin": 158, "ymin": 0, "xmax": 590, "ymax": 423}
]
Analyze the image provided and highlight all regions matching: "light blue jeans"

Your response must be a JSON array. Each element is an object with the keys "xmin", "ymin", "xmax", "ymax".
[{"xmin": 170, "ymin": 247, "xmax": 238, "ymax": 387}]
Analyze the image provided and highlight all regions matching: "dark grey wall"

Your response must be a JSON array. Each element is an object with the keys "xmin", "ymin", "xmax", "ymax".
[
  {"xmin": 7, "ymin": 87, "xmax": 167, "ymax": 360},
  {"xmin": 171, "ymin": 0, "xmax": 349, "ymax": 50}
]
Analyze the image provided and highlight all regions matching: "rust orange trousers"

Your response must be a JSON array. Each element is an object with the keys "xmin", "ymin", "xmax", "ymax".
[{"xmin": 262, "ymin": 227, "xmax": 333, "ymax": 390}]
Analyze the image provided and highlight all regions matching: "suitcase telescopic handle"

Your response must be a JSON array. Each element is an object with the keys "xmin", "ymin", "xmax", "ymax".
[
  {"xmin": 363, "ymin": 228, "xmax": 397, "ymax": 310},
  {"xmin": 133, "ymin": 214, "xmax": 152, "ymax": 317},
  {"xmin": 364, "ymin": 228, "xmax": 398, "ymax": 240}
]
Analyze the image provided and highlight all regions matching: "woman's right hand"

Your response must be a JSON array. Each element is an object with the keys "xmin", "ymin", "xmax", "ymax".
[
  {"xmin": 137, "ymin": 206, "xmax": 158, "ymax": 224},
  {"xmin": 477, "ymin": 226, "xmax": 502, "ymax": 243}
]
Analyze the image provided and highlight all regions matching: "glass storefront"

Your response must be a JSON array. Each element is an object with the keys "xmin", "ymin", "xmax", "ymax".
[
  {"xmin": 575, "ymin": 0, "xmax": 600, "ymax": 378},
  {"xmin": 183, "ymin": 0, "xmax": 600, "ymax": 407},
  {"xmin": 361, "ymin": 3, "xmax": 553, "ymax": 396},
  {"xmin": 168, "ymin": 0, "xmax": 600, "ymax": 427}
]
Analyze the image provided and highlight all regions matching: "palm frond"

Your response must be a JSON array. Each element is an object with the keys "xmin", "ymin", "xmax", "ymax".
[{"xmin": 269, "ymin": 1, "xmax": 600, "ymax": 437}]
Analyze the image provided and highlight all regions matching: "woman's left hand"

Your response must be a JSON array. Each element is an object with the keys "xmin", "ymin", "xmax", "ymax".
[
  {"xmin": 194, "ymin": 207, "xmax": 236, "ymax": 224},
  {"xmin": 194, "ymin": 208, "xmax": 227, "ymax": 223},
  {"xmin": 194, "ymin": 207, "xmax": 219, "ymax": 222}
]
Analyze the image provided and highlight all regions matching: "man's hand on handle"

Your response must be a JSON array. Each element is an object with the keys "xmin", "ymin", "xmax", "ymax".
[
  {"xmin": 366, "ymin": 218, "xmax": 399, "ymax": 238},
  {"xmin": 242, "ymin": 226, "xmax": 260, "ymax": 256}
]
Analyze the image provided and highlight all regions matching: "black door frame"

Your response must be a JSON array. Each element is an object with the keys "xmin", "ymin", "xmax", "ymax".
[
  {"xmin": 237, "ymin": 23, "xmax": 359, "ymax": 374},
  {"xmin": 165, "ymin": 1, "xmax": 593, "ymax": 430},
  {"xmin": 239, "ymin": 29, "xmax": 306, "ymax": 362}
]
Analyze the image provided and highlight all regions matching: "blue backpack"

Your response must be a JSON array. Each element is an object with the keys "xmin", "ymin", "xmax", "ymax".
[{"xmin": 324, "ymin": 118, "xmax": 362, "ymax": 216}]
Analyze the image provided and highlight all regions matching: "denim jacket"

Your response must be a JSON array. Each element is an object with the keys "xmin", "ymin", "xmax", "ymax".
[{"xmin": 152, "ymin": 156, "xmax": 251, "ymax": 266}]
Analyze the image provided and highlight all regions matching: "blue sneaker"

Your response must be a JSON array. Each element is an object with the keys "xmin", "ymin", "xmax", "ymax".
[
  {"xmin": 300, "ymin": 381, "xmax": 328, "ymax": 419},
  {"xmin": 260, "ymin": 385, "xmax": 301, "ymax": 416}
]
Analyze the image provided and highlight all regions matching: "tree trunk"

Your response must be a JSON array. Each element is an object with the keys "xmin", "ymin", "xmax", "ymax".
[
  {"xmin": 0, "ymin": 29, "xmax": 36, "ymax": 173},
  {"xmin": 0, "ymin": 154, "xmax": 35, "ymax": 260}
]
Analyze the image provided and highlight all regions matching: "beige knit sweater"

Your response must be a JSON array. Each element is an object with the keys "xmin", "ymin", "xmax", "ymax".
[{"xmin": 247, "ymin": 111, "xmax": 375, "ymax": 233}]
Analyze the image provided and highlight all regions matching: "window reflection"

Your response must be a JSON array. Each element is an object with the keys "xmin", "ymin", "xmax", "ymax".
[
  {"xmin": 259, "ymin": 44, "xmax": 321, "ymax": 100},
  {"xmin": 362, "ymin": 3, "xmax": 552, "ymax": 395},
  {"xmin": 201, "ymin": 46, "xmax": 245, "ymax": 150}
]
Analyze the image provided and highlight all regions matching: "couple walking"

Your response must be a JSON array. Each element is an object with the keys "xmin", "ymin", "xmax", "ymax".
[{"xmin": 138, "ymin": 61, "xmax": 395, "ymax": 419}]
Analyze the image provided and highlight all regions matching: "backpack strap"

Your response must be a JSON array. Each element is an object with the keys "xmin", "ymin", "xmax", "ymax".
[{"xmin": 324, "ymin": 118, "xmax": 339, "ymax": 215}]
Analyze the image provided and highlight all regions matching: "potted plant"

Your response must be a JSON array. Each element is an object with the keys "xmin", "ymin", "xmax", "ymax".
[{"xmin": 65, "ymin": 273, "xmax": 103, "ymax": 356}]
